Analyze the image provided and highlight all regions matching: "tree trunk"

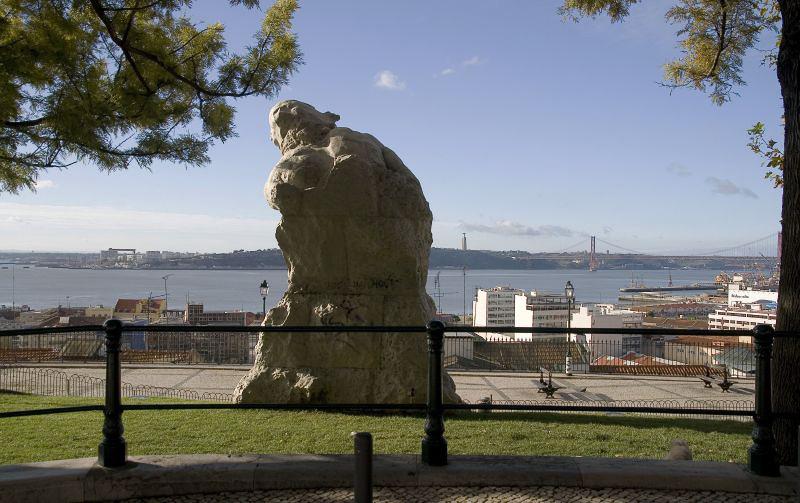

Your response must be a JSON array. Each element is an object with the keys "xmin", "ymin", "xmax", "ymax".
[{"xmin": 774, "ymin": 0, "xmax": 800, "ymax": 467}]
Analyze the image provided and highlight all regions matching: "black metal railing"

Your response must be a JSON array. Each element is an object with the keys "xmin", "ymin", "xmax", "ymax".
[
  {"xmin": 0, "ymin": 326, "xmax": 252, "ymax": 365},
  {"xmin": 445, "ymin": 337, "xmax": 757, "ymax": 375},
  {"xmin": 0, "ymin": 321, "xmax": 794, "ymax": 477},
  {"xmin": 0, "ymin": 323, "xmax": 759, "ymax": 375}
]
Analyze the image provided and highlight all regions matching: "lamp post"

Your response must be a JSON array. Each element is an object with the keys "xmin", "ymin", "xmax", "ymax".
[
  {"xmin": 260, "ymin": 280, "xmax": 270, "ymax": 319},
  {"xmin": 1, "ymin": 264, "xmax": 16, "ymax": 319},
  {"xmin": 564, "ymin": 280, "xmax": 574, "ymax": 376},
  {"xmin": 10, "ymin": 264, "xmax": 14, "ymax": 317},
  {"xmin": 162, "ymin": 274, "xmax": 173, "ymax": 311}
]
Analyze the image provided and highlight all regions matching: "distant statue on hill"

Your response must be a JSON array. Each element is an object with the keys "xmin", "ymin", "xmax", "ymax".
[{"xmin": 234, "ymin": 100, "xmax": 460, "ymax": 404}]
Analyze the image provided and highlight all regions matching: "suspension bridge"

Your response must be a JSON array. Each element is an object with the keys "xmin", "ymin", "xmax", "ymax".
[{"xmin": 551, "ymin": 233, "xmax": 780, "ymax": 272}]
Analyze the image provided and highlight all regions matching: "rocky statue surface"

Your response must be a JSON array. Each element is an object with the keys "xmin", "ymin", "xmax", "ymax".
[{"xmin": 234, "ymin": 100, "xmax": 459, "ymax": 404}]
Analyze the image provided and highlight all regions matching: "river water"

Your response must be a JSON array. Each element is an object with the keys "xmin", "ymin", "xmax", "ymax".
[{"xmin": 0, "ymin": 267, "xmax": 719, "ymax": 315}]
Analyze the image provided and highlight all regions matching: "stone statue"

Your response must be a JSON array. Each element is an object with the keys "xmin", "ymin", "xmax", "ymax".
[{"xmin": 234, "ymin": 100, "xmax": 459, "ymax": 404}]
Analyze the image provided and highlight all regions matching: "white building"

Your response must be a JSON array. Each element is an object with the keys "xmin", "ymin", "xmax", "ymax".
[
  {"xmin": 706, "ymin": 284, "xmax": 778, "ymax": 336},
  {"xmin": 727, "ymin": 284, "xmax": 778, "ymax": 307},
  {"xmin": 513, "ymin": 290, "xmax": 573, "ymax": 338},
  {"xmin": 472, "ymin": 286, "xmax": 524, "ymax": 335},
  {"xmin": 570, "ymin": 304, "xmax": 644, "ymax": 358},
  {"xmin": 708, "ymin": 302, "xmax": 776, "ymax": 332}
]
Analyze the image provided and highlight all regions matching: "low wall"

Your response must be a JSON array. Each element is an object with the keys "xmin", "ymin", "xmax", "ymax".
[{"xmin": 0, "ymin": 454, "xmax": 797, "ymax": 502}]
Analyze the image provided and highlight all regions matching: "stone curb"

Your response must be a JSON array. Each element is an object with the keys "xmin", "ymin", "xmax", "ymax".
[
  {"xmin": 0, "ymin": 455, "xmax": 796, "ymax": 502},
  {"xmin": 446, "ymin": 371, "xmax": 756, "ymax": 383}
]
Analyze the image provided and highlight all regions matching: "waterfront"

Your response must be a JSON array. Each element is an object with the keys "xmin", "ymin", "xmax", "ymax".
[{"xmin": 0, "ymin": 267, "xmax": 719, "ymax": 315}]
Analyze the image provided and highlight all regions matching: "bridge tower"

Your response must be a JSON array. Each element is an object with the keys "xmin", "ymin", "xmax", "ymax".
[{"xmin": 589, "ymin": 236, "xmax": 599, "ymax": 272}]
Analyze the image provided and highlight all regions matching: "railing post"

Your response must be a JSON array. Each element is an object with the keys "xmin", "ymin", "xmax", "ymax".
[
  {"xmin": 98, "ymin": 319, "xmax": 127, "ymax": 468},
  {"xmin": 352, "ymin": 432, "xmax": 373, "ymax": 503},
  {"xmin": 748, "ymin": 324, "xmax": 779, "ymax": 476},
  {"xmin": 421, "ymin": 320, "xmax": 447, "ymax": 466}
]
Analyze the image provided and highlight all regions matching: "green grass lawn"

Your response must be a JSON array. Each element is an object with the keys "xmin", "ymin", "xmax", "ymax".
[{"xmin": 0, "ymin": 393, "xmax": 752, "ymax": 465}]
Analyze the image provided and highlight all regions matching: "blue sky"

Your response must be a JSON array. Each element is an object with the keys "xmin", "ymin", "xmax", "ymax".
[{"xmin": 1, "ymin": 1, "xmax": 784, "ymax": 254}]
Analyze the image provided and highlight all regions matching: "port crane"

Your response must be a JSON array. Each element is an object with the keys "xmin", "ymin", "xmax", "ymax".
[{"xmin": 431, "ymin": 271, "xmax": 459, "ymax": 315}]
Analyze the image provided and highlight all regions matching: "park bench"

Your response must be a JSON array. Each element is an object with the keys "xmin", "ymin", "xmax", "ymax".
[
  {"xmin": 698, "ymin": 366, "xmax": 736, "ymax": 393},
  {"xmin": 536, "ymin": 367, "xmax": 561, "ymax": 399}
]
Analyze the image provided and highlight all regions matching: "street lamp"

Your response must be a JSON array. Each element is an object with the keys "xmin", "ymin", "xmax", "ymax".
[
  {"xmin": 564, "ymin": 280, "xmax": 575, "ymax": 376},
  {"xmin": 1, "ymin": 264, "xmax": 16, "ymax": 319},
  {"xmin": 162, "ymin": 274, "xmax": 174, "ymax": 311},
  {"xmin": 260, "ymin": 280, "xmax": 270, "ymax": 319}
]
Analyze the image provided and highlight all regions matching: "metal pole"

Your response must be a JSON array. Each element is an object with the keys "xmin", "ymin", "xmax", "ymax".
[
  {"xmin": 98, "ymin": 319, "xmax": 127, "ymax": 468},
  {"xmin": 421, "ymin": 320, "xmax": 447, "ymax": 466},
  {"xmin": 748, "ymin": 324, "xmax": 779, "ymax": 476},
  {"xmin": 163, "ymin": 276, "xmax": 169, "ymax": 311},
  {"xmin": 565, "ymin": 297, "xmax": 573, "ymax": 376},
  {"xmin": 352, "ymin": 432, "xmax": 373, "ymax": 503},
  {"xmin": 462, "ymin": 266, "xmax": 466, "ymax": 321}
]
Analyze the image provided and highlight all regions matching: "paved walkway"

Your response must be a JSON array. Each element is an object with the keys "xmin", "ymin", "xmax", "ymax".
[
  {"xmin": 126, "ymin": 486, "xmax": 796, "ymax": 502},
  {"xmin": 450, "ymin": 372, "xmax": 754, "ymax": 403},
  {"xmin": 13, "ymin": 364, "xmax": 755, "ymax": 404},
  {"xmin": 1, "ymin": 455, "xmax": 796, "ymax": 502}
]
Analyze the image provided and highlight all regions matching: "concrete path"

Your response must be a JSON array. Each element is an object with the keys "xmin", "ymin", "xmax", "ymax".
[
  {"xmin": 0, "ymin": 454, "xmax": 796, "ymax": 502},
  {"xmin": 127, "ymin": 486, "xmax": 795, "ymax": 502},
  {"xmin": 450, "ymin": 372, "xmax": 755, "ymax": 404},
  {"xmin": 11, "ymin": 364, "xmax": 755, "ymax": 405}
]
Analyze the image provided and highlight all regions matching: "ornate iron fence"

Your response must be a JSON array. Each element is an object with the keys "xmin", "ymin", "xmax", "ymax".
[
  {"xmin": 444, "ymin": 335, "xmax": 756, "ymax": 376},
  {"xmin": 0, "ymin": 321, "xmax": 792, "ymax": 476},
  {"xmin": 0, "ymin": 366, "xmax": 234, "ymax": 401}
]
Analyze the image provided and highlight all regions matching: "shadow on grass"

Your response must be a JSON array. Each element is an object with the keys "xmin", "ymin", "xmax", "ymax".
[
  {"xmin": 444, "ymin": 411, "xmax": 751, "ymax": 434},
  {"xmin": 316, "ymin": 409, "xmax": 751, "ymax": 435},
  {"xmin": 0, "ymin": 391, "xmax": 750, "ymax": 435}
]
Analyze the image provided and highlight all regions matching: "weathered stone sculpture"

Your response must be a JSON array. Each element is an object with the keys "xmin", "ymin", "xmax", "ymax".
[{"xmin": 234, "ymin": 100, "xmax": 459, "ymax": 404}]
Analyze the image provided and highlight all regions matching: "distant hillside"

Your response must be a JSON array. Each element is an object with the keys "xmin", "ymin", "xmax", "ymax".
[
  {"xmin": 428, "ymin": 248, "xmax": 573, "ymax": 269},
  {"xmin": 160, "ymin": 249, "xmax": 287, "ymax": 269},
  {"xmin": 2, "ymin": 248, "xmax": 776, "ymax": 271},
  {"xmin": 428, "ymin": 248, "xmax": 776, "ymax": 271}
]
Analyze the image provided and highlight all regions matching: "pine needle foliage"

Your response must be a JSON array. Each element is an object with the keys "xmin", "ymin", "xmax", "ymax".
[
  {"xmin": 0, "ymin": 0, "xmax": 302, "ymax": 193},
  {"xmin": 560, "ymin": 0, "xmax": 779, "ymax": 104}
]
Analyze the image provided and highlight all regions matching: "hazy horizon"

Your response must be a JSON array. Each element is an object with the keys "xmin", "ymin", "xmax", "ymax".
[{"xmin": 3, "ymin": 2, "xmax": 783, "ymax": 255}]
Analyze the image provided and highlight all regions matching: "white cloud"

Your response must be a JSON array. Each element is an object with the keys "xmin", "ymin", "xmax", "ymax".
[
  {"xmin": 0, "ymin": 202, "xmax": 280, "ymax": 252},
  {"xmin": 374, "ymin": 70, "xmax": 406, "ymax": 90},
  {"xmin": 666, "ymin": 163, "xmax": 691, "ymax": 177},
  {"xmin": 462, "ymin": 56, "xmax": 483, "ymax": 66},
  {"xmin": 459, "ymin": 220, "xmax": 580, "ymax": 238},
  {"xmin": 705, "ymin": 177, "xmax": 758, "ymax": 199},
  {"xmin": 440, "ymin": 68, "xmax": 455, "ymax": 76},
  {"xmin": 34, "ymin": 179, "xmax": 56, "ymax": 189}
]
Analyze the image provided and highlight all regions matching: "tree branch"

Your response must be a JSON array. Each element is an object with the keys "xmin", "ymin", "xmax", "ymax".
[
  {"xmin": 99, "ymin": 0, "xmax": 169, "ymax": 12},
  {"xmin": 89, "ymin": 0, "xmax": 274, "ymax": 98},
  {"xmin": 89, "ymin": 0, "xmax": 154, "ymax": 95},
  {"xmin": 4, "ymin": 117, "xmax": 48, "ymax": 128},
  {"xmin": 121, "ymin": 0, "xmax": 138, "ymax": 44},
  {"xmin": 0, "ymin": 153, "xmax": 78, "ymax": 169},
  {"xmin": 705, "ymin": 0, "xmax": 729, "ymax": 80}
]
